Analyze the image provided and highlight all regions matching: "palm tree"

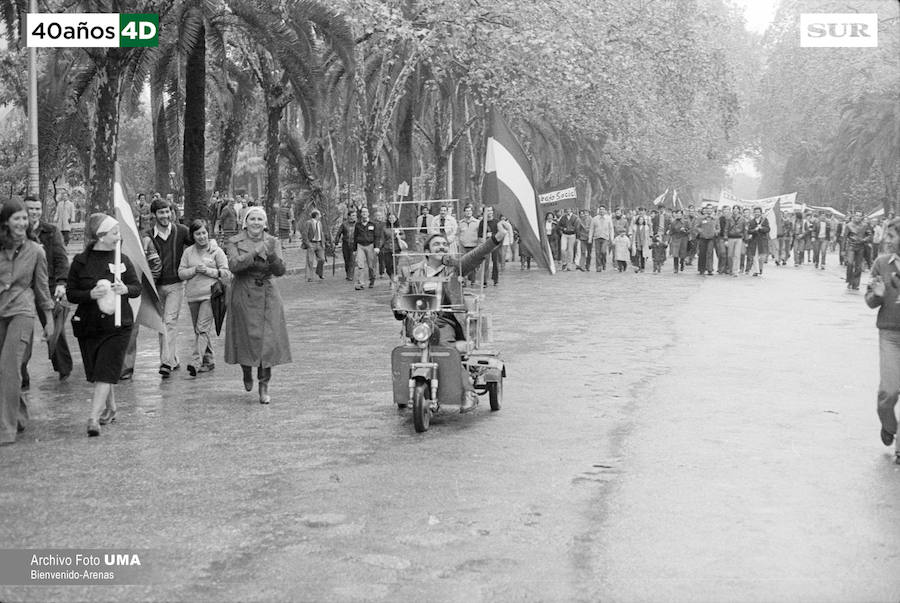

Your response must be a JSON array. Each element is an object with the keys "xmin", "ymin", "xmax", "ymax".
[
  {"xmin": 153, "ymin": 0, "xmax": 227, "ymax": 220},
  {"xmin": 228, "ymin": 0, "xmax": 354, "ymax": 215}
]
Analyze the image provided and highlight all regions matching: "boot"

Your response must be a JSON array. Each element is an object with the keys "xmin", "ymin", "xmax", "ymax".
[
  {"xmin": 242, "ymin": 365, "xmax": 253, "ymax": 392},
  {"xmin": 258, "ymin": 366, "xmax": 271, "ymax": 404}
]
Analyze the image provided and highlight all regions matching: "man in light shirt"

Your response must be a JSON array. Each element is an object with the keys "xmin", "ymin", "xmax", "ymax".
[
  {"xmin": 456, "ymin": 204, "xmax": 480, "ymax": 284},
  {"xmin": 53, "ymin": 190, "xmax": 76, "ymax": 245},
  {"xmin": 588, "ymin": 206, "xmax": 614, "ymax": 272}
]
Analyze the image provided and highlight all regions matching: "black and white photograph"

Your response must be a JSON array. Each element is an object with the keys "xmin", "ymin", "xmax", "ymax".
[{"xmin": 0, "ymin": 0, "xmax": 899, "ymax": 600}]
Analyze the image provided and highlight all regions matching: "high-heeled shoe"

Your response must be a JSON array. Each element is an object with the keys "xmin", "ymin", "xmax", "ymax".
[
  {"xmin": 99, "ymin": 408, "xmax": 117, "ymax": 425},
  {"xmin": 258, "ymin": 382, "xmax": 270, "ymax": 404},
  {"xmin": 87, "ymin": 419, "xmax": 101, "ymax": 437},
  {"xmin": 242, "ymin": 366, "xmax": 253, "ymax": 392}
]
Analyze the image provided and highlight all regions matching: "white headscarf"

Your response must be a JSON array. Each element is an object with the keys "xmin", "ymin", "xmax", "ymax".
[
  {"xmin": 96, "ymin": 215, "xmax": 119, "ymax": 235},
  {"xmin": 242, "ymin": 206, "xmax": 268, "ymax": 230}
]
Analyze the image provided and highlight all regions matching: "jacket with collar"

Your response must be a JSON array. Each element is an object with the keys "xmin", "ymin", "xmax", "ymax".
[
  {"xmin": 865, "ymin": 254, "xmax": 900, "ymax": 330},
  {"xmin": 33, "ymin": 220, "xmax": 69, "ymax": 290}
]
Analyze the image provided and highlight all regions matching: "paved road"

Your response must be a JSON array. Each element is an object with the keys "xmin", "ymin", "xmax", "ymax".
[{"xmin": 2, "ymin": 260, "xmax": 898, "ymax": 602}]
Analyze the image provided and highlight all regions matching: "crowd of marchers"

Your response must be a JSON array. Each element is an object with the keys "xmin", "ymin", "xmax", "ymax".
[{"xmin": 538, "ymin": 204, "xmax": 895, "ymax": 291}]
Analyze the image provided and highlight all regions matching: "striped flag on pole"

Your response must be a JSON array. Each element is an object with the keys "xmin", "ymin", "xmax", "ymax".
[
  {"xmin": 113, "ymin": 163, "xmax": 165, "ymax": 333},
  {"xmin": 483, "ymin": 108, "xmax": 556, "ymax": 274},
  {"xmin": 765, "ymin": 198, "xmax": 782, "ymax": 240}
]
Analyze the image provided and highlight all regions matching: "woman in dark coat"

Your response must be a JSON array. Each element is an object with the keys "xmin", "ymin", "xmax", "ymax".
[
  {"xmin": 224, "ymin": 206, "xmax": 292, "ymax": 404},
  {"xmin": 380, "ymin": 211, "xmax": 407, "ymax": 282},
  {"xmin": 667, "ymin": 209, "xmax": 690, "ymax": 273},
  {"xmin": 67, "ymin": 213, "xmax": 141, "ymax": 436}
]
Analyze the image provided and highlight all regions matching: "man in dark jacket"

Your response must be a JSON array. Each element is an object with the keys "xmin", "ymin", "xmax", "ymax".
[
  {"xmin": 695, "ymin": 205, "xmax": 717, "ymax": 276},
  {"xmin": 865, "ymin": 218, "xmax": 900, "ymax": 463},
  {"xmin": 845, "ymin": 209, "xmax": 873, "ymax": 290},
  {"xmin": 477, "ymin": 206, "xmax": 501, "ymax": 285},
  {"xmin": 149, "ymin": 198, "xmax": 191, "ymax": 377},
  {"xmin": 745, "ymin": 207, "xmax": 770, "ymax": 276},
  {"xmin": 21, "ymin": 196, "xmax": 71, "ymax": 382},
  {"xmin": 353, "ymin": 206, "xmax": 378, "ymax": 290},
  {"xmin": 333, "ymin": 208, "xmax": 358, "ymax": 282}
]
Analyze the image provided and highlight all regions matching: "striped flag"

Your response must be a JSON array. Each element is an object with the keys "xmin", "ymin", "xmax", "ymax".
[
  {"xmin": 651, "ymin": 189, "xmax": 669, "ymax": 207},
  {"xmin": 483, "ymin": 108, "xmax": 555, "ymax": 274},
  {"xmin": 113, "ymin": 164, "xmax": 165, "ymax": 333}
]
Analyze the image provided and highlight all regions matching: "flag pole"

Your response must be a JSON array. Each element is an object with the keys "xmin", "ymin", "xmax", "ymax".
[{"xmin": 114, "ymin": 239, "xmax": 122, "ymax": 327}]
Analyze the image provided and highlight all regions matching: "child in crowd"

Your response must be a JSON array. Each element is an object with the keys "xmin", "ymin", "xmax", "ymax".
[
  {"xmin": 651, "ymin": 235, "xmax": 667, "ymax": 273},
  {"xmin": 613, "ymin": 233, "xmax": 631, "ymax": 272}
]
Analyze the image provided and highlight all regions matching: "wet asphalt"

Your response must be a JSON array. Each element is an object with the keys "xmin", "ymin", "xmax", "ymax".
[{"xmin": 1, "ymin": 256, "xmax": 898, "ymax": 602}]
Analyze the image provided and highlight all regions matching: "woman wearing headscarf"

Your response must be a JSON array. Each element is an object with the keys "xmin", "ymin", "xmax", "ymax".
[
  {"xmin": 224, "ymin": 206, "xmax": 292, "ymax": 404},
  {"xmin": 66, "ymin": 213, "xmax": 141, "ymax": 436},
  {"xmin": 0, "ymin": 199, "xmax": 54, "ymax": 445}
]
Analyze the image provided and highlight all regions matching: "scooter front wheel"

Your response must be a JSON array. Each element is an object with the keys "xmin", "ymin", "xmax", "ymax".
[
  {"xmin": 488, "ymin": 379, "xmax": 502, "ymax": 412},
  {"xmin": 412, "ymin": 382, "xmax": 431, "ymax": 432}
]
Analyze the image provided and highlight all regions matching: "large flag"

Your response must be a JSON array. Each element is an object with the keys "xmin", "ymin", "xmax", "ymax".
[
  {"xmin": 113, "ymin": 164, "xmax": 165, "ymax": 333},
  {"xmin": 651, "ymin": 189, "xmax": 669, "ymax": 207},
  {"xmin": 483, "ymin": 108, "xmax": 555, "ymax": 274},
  {"xmin": 765, "ymin": 198, "xmax": 782, "ymax": 240}
]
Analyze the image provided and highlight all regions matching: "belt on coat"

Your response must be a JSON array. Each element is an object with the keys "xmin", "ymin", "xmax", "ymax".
[{"xmin": 253, "ymin": 277, "xmax": 271, "ymax": 286}]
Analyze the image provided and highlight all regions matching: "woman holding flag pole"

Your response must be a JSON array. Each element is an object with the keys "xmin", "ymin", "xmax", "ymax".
[{"xmin": 67, "ymin": 214, "xmax": 141, "ymax": 437}]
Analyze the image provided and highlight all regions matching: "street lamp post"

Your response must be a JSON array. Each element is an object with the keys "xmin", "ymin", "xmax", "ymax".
[{"xmin": 26, "ymin": 0, "xmax": 39, "ymax": 199}]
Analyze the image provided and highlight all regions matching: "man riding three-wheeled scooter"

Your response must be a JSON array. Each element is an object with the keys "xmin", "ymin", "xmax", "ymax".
[{"xmin": 390, "ymin": 212, "xmax": 506, "ymax": 433}]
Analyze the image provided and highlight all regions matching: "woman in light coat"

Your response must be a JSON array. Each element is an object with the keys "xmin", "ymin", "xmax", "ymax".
[
  {"xmin": 178, "ymin": 219, "xmax": 230, "ymax": 376},
  {"xmin": 224, "ymin": 207, "xmax": 292, "ymax": 404}
]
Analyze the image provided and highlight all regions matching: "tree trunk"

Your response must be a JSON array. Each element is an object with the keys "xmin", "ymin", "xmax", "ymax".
[
  {"xmin": 183, "ymin": 18, "xmax": 206, "ymax": 221},
  {"xmin": 214, "ymin": 72, "xmax": 251, "ymax": 196},
  {"xmin": 432, "ymin": 103, "xmax": 447, "ymax": 198},
  {"xmin": 396, "ymin": 87, "xmax": 415, "ymax": 226},
  {"xmin": 451, "ymin": 83, "xmax": 468, "ymax": 201},
  {"xmin": 363, "ymin": 141, "xmax": 379, "ymax": 208},
  {"xmin": 152, "ymin": 79, "xmax": 171, "ymax": 194},
  {"xmin": 264, "ymin": 102, "xmax": 284, "ymax": 217},
  {"xmin": 88, "ymin": 53, "xmax": 122, "ymax": 215}
]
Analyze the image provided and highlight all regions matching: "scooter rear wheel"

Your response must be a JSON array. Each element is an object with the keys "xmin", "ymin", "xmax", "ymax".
[{"xmin": 412, "ymin": 382, "xmax": 430, "ymax": 432}]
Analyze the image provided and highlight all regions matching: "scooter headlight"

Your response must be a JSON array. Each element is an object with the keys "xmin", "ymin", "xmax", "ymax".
[{"xmin": 412, "ymin": 322, "xmax": 432, "ymax": 343}]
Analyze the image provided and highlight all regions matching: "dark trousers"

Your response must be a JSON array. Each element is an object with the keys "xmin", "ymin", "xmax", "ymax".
[
  {"xmin": 381, "ymin": 249, "xmax": 395, "ymax": 279},
  {"xmin": 21, "ymin": 303, "xmax": 72, "ymax": 388},
  {"xmin": 846, "ymin": 247, "xmax": 865, "ymax": 288},
  {"xmin": 482, "ymin": 247, "xmax": 502, "ymax": 285},
  {"xmin": 582, "ymin": 240, "xmax": 592, "ymax": 269},
  {"xmin": 341, "ymin": 242, "xmax": 355, "ymax": 280},
  {"xmin": 715, "ymin": 238, "xmax": 728, "ymax": 273},
  {"xmin": 593, "ymin": 239, "xmax": 609, "ymax": 271},
  {"xmin": 697, "ymin": 238, "xmax": 714, "ymax": 274}
]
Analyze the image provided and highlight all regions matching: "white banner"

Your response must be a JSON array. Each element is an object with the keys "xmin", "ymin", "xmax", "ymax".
[
  {"xmin": 538, "ymin": 187, "xmax": 577, "ymax": 205},
  {"xmin": 718, "ymin": 191, "xmax": 798, "ymax": 210}
]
